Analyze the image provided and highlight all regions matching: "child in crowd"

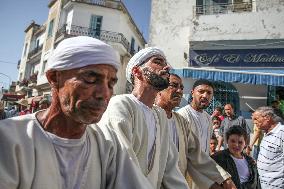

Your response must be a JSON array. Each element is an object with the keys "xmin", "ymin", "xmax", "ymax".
[
  {"xmin": 209, "ymin": 134, "xmax": 218, "ymax": 155},
  {"xmin": 212, "ymin": 116, "xmax": 222, "ymax": 139},
  {"xmin": 211, "ymin": 106, "xmax": 225, "ymax": 121},
  {"xmin": 211, "ymin": 126, "xmax": 260, "ymax": 189}
]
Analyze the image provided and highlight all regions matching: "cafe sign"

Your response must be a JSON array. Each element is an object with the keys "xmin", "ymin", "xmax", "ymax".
[{"xmin": 190, "ymin": 49, "xmax": 284, "ymax": 67}]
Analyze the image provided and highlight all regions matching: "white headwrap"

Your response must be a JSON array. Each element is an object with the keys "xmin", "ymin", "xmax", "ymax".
[
  {"xmin": 47, "ymin": 36, "xmax": 119, "ymax": 71},
  {"xmin": 126, "ymin": 47, "xmax": 168, "ymax": 83}
]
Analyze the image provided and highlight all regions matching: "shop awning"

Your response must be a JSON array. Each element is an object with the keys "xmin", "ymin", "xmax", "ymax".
[
  {"xmin": 172, "ymin": 68, "xmax": 284, "ymax": 86},
  {"xmin": 1, "ymin": 94, "xmax": 25, "ymax": 101}
]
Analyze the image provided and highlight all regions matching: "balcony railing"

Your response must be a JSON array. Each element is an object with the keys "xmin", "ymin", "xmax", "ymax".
[
  {"xmin": 28, "ymin": 44, "xmax": 43, "ymax": 58},
  {"xmin": 195, "ymin": 2, "xmax": 253, "ymax": 15},
  {"xmin": 17, "ymin": 79, "xmax": 29, "ymax": 87},
  {"xmin": 62, "ymin": 0, "xmax": 121, "ymax": 9},
  {"xmin": 56, "ymin": 25, "xmax": 130, "ymax": 52}
]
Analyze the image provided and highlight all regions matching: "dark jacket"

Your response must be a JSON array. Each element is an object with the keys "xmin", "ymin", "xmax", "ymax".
[
  {"xmin": 0, "ymin": 111, "xmax": 6, "ymax": 120},
  {"xmin": 211, "ymin": 149, "xmax": 261, "ymax": 189}
]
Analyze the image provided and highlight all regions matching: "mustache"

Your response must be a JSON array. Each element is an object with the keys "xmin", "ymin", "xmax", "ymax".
[
  {"xmin": 172, "ymin": 93, "xmax": 182, "ymax": 98},
  {"xmin": 79, "ymin": 99, "xmax": 108, "ymax": 109},
  {"xmin": 159, "ymin": 70, "xmax": 169, "ymax": 76},
  {"xmin": 200, "ymin": 98, "xmax": 209, "ymax": 102}
]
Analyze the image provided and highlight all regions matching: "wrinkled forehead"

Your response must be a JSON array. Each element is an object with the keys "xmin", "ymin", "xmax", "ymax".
[
  {"xmin": 169, "ymin": 75, "xmax": 182, "ymax": 84},
  {"xmin": 193, "ymin": 84, "xmax": 213, "ymax": 91},
  {"xmin": 224, "ymin": 104, "xmax": 233, "ymax": 110},
  {"xmin": 65, "ymin": 64, "xmax": 116, "ymax": 73},
  {"xmin": 252, "ymin": 111, "xmax": 262, "ymax": 118},
  {"xmin": 52, "ymin": 64, "xmax": 118, "ymax": 82},
  {"xmin": 142, "ymin": 54, "xmax": 167, "ymax": 66}
]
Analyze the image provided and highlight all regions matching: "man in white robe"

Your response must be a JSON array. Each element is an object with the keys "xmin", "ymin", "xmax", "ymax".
[
  {"xmin": 99, "ymin": 47, "xmax": 189, "ymax": 189},
  {"xmin": 178, "ymin": 79, "xmax": 215, "ymax": 155},
  {"xmin": 177, "ymin": 79, "xmax": 237, "ymax": 189},
  {"xmin": 0, "ymin": 36, "xmax": 153, "ymax": 189},
  {"xmin": 155, "ymin": 74, "xmax": 236, "ymax": 189}
]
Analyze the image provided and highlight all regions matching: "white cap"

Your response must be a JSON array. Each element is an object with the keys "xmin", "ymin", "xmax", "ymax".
[
  {"xmin": 47, "ymin": 36, "xmax": 120, "ymax": 71},
  {"xmin": 126, "ymin": 47, "xmax": 168, "ymax": 83}
]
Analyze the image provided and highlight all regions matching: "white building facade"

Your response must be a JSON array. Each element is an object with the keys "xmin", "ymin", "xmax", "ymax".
[
  {"xmin": 150, "ymin": 0, "xmax": 284, "ymax": 116},
  {"xmin": 17, "ymin": 0, "xmax": 145, "ymax": 101}
]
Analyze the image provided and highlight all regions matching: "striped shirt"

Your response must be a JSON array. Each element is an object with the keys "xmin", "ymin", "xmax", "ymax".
[{"xmin": 257, "ymin": 123, "xmax": 284, "ymax": 188}]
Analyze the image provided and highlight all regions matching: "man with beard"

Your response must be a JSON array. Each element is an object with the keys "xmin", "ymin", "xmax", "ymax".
[
  {"xmin": 155, "ymin": 74, "xmax": 236, "ymax": 189},
  {"xmin": 0, "ymin": 36, "xmax": 154, "ymax": 189},
  {"xmin": 178, "ymin": 79, "xmax": 214, "ymax": 155},
  {"xmin": 217, "ymin": 103, "xmax": 249, "ymax": 151},
  {"xmin": 99, "ymin": 47, "xmax": 189, "ymax": 189}
]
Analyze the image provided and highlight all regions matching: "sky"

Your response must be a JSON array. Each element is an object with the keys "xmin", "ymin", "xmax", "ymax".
[{"xmin": 0, "ymin": 0, "xmax": 151, "ymax": 89}]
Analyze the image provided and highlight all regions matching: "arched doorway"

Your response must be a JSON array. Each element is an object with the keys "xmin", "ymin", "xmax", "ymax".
[{"xmin": 208, "ymin": 81, "xmax": 240, "ymax": 115}]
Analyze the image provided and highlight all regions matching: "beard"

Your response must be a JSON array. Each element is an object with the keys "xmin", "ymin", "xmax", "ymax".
[
  {"xmin": 142, "ymin": 67, "xmax": 169, "ymax": 91},
  {"xmin": 199, "ymin": 104, "xmax": 209, "ymax": 109}
]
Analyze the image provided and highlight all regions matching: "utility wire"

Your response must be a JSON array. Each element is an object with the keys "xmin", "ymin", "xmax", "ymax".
[{"xmin": 0, "ymin": 60, "xmax": 18, "ymax": 65}]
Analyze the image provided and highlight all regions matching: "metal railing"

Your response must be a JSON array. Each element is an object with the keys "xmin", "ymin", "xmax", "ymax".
[
  {"xmin": 28, "ymin": 45, "xmax": 43, "ymax": 58},
  {"xmin": 62, "ymin": 0, "xmax": 121, "ymax": 9},
  {"xmin": 195, "ymin": 2, "xmax": 253, "ymax": 15},
  {"xmin": 56, "ymin": 24, "xmax": 130, "ymax": 51}
]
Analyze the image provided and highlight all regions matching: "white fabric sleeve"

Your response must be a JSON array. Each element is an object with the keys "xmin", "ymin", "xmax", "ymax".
[{"xmin": 161, "ymin": 140, "xmax": 190, "ymax": 189}]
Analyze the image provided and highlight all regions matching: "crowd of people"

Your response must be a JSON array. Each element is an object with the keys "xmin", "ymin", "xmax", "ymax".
[
  {"xmin": 0, "ymin": 36, "xmax": 283, "ymax": 189},
  {"xmin": 0, "ymin": 98, "xmax": 50, "ymax": 120}
]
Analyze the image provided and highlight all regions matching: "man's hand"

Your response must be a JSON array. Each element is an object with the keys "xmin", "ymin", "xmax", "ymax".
[
  {"xmin": 209, "ymin": 183, "xmax": 223, "ymax": 189},
  {"xmin": 222, "ymin": 178, "xmax": 237, "ymax": 189}
]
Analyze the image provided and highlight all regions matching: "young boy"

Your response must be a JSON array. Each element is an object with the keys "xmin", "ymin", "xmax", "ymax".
[
  {"xmin": 211, "ymin": 126, "xmax": 260, "ymax": 189},
  {"xmin": 209, "ymin": 135, "xmax": 218, "ymax": 155}
]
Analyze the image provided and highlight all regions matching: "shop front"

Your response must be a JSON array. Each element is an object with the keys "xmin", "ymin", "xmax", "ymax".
[{"xmin": 173, "ymin": 48, "xmax": 284, "ymax": 116}]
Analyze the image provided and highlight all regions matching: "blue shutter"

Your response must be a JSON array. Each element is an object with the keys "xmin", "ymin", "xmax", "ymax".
[
  {"xmin": 89, "ymin": 15, "xmax": 103, "ymax": 38},
  {"xmin": 48, "ymin": 19, "xmax": 54, "ymax": 37}
]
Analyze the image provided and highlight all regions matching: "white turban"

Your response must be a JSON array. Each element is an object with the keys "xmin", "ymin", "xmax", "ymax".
[
  {"xmin": 47, "ymin": 36, "xmax": 119, "ymax": 71},
  {"xmin": 126, "ymin": 47, "xmax": 168, "ymax": 83}
]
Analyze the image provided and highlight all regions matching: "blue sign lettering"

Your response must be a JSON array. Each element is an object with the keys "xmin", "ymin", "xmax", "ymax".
[{"xmin": 190, "ymin": 49, "xmax": 284, "ymax": 67}]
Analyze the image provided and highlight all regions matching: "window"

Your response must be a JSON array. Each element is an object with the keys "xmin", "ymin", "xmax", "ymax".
[
  {"xmin": 89, "ymin": 15, "xmax": 103, "ymax": 38},
  {"xmin": 48, "ymin": 19, "xmax": 54, "ymax": 37},
  {"xmin": 196, "ymin": 0, "xmax": 252, "ymax": 15},
  {"xmin": 130, "ymin": 37, "xmax": 135, "ymax": 55},
  {"xmin": 30, "ymin": 64, "xmax": 35, "ymax": 76},
  {"xmin": 41, "ymin": 60, "xmax": 47, "ymax": 75},
  {"xmin": 19, "ymin": 73, "xmax": 23, "ymax": 81},
  {"xmin": 36, "ymin": 39, "xmax": 40, "ymax": 49},
  {"xmin": 23, "ymin": 43, "xmax": 28, "ymax": 56}
]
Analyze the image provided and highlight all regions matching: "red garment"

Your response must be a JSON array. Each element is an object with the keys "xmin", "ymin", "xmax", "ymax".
[
  {"xmin": 219, "ymin": 115, "xmax": 225, "ymax": 121},
  {"xmin": 19, "ymin": 109, "xmax": 31, "ymax": 116}
]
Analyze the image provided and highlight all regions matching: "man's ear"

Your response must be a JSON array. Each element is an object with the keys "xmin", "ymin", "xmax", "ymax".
[
  {"xmin": 46, "ymin": 70, "xmax": 59, "ymax": 89},
  {"xmin": 132, "ymin": 66, "xmax": 143, "ymax": 80}
]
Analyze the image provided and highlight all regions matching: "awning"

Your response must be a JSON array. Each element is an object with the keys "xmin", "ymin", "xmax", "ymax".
[
  {"xmin": 1, "ymin": 94, "xmax": 25, "ymax": 101},
  {"xmin": 172, "ymin": 68, "xmax": 284, "ymax": 86}
]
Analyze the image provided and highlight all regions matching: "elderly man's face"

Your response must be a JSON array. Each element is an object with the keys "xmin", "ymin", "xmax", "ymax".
[
  {"xmin": 159, "ymin": 75, "xmax": 184, "ymax": 109},
  {"xmin": 55, "ymin": 64, "xmax": 117, "ymax": 124},
  {"xmin": 252, "ymin": 111, "xmax": 270, "ymax": 131},
  {"xmin": 141, "ymin": 55, "xmax": 170, "ymax": 91},
  {"xmin": 224, "ymin": 104, "xmax": 234, "ymax": 117}
]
